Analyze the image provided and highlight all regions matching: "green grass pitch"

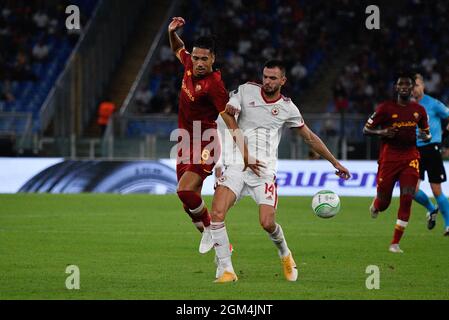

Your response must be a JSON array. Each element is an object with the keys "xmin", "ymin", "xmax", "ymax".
[{"xmin": 1, "ymin": 194, "xmax": 448, "ymax": 300}]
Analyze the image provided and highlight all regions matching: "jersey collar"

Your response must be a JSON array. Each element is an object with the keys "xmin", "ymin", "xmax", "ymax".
[{"xmin": 261, "ymin": 88, "xmax": 282, "ymax": 104}]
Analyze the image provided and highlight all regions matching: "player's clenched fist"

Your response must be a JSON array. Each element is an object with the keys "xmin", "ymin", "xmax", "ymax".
[{"xmin": 168, "ymin": 17, "xmax": 186, "ymax": 32}]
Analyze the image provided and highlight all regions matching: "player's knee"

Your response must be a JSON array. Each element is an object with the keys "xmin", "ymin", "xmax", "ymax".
[
  {"xmin": 260, "ymin": 218, "xmax": 276, "ymax": 233},
  {"xmin": 177, "ymin": 178, "xmax": 202, "ymax": 194},
  {"xmin": 431, "ymin": 184, "xmax": 443, "ymax": 197},
  {"xmin": 210, "ymin": 208, "xmax": 226, "ymax": 222},
  {"xmin": 177, "ymin": 184, "xmax": 196, "ymax": 193},
  {"xmin": 400, "ymin": 186, "xmax": 416, "ymax": 198},
  {"xmin": 433, "ymin": 190, "xmax": 443, "ymax": 198},
  {"xmin": 400, "ymin": 193, "xmax": 414, "ymax": 201}
]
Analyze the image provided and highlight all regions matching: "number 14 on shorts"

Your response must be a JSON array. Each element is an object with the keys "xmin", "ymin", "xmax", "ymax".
[{"xmin": 264, "ymin": 183, "xmax": 277, "ymax": 203}]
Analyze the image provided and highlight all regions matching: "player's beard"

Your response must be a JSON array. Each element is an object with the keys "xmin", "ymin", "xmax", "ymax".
[{"xmin": 262, "ymin": 85, "xmax": 280, "ymax": 97}]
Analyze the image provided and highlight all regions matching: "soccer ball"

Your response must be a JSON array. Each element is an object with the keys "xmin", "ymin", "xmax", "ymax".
[{"xmin": 311, "ymin": 190, "xmax": 341, "ymax": 218}]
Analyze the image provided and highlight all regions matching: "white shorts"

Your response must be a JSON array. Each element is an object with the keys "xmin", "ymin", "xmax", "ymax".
[{"xmin": 216, "ymin": 165, "xmax": 278, "ymax": 208}]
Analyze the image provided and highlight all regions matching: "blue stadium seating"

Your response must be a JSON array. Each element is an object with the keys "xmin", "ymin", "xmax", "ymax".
[
  {"xmin": 0, "ymin": 1, "xmax": 99, "ymax": 134},
  {"xmin": 127, "ymin": 120, "xmax": 177, "ymax": 137}
]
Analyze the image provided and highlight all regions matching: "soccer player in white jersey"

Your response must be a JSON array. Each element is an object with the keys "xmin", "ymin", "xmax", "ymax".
[{"xmin": 207, "ymin": 60, "xmax": 351, "ymax": 283}]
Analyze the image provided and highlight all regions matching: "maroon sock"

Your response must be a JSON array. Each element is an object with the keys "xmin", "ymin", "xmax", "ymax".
[
  {"xmin": 182, "ymin": 204, "xmax": 204, "ymax": 232},
  {"xmin": 392, "ymin": 225, "xmax": 405, "ymax": 244},
  {"xmin": 178, "ymin": 190, "xmax": 210, "ymax": 227},
  {"xmin": 201, "ymin": 207, "xmax": 211, "ymax": 227},
  {"xmin": 398, "ymin": 194, "xmax": 413, "ymax": 222},
  {"xmin": 177, "ymin": 191, "xmax": 203, "ymax": 209},
  {"xmin": 183, "ymin": 204, "xmax": 201, "ymax": 222}
]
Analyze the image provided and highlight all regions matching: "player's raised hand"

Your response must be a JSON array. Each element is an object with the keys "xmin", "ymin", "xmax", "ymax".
[
  {"xmin": 244, "ymin": 155, "xmax": 266, "ymax": 177},
  {"xmin": 168, "ymin": 17, "xmax": 185, "ymax": 32},
  {"xmin": 334, "ymin": 163, "xmax": 351, "ymax": 180}
]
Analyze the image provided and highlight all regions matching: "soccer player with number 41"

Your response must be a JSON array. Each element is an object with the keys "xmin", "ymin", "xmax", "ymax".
[{"xmin": 364, "ymin": 74, "xmax": 431, "ymax": 254}]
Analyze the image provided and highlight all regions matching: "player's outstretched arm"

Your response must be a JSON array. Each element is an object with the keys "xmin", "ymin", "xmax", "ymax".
[
  {"xmin": 296, "ymin": 125, "xmax": 351, "ymax": 180},
  {"xmin": 168, "ymin": 17, "xmax": 185, "ymax": 57},
  {"xmin": 220, "ymin": 109, "xmax": 266, "ymax": 177}
]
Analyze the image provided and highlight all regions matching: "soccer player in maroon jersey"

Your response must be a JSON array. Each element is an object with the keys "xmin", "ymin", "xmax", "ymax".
[
  {"xmin": 363, "ymin": 74, "xmax": 431, "ymax": 253},
  {"xmin": 168, "ymin": 17, "xmax": 263, "ymax": 253}
]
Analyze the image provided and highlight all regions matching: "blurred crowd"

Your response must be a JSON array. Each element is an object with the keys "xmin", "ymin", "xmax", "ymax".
[
  {"xmin": 136, "ymin": 0, "xmax": 449, "ymax": 119},
  {"xmin": 4, "ymin": 0, "xmax": 447, "ymax": 122},
  {"xmin": 135, "ymin": 0, "xmax": 365, "ymax": 114},
  {"xmin": 331, "ymin": 0, "xmax": 449, "ymax": 115},
  {"xmin": 0, "ymin": 0, "xmax": 93, "ymax": 105}
]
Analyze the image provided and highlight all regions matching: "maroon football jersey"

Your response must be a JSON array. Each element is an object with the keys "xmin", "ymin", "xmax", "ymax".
[
  {"xmin": 177, "ymin": 48, "xmax": 228, "ymax": 133},
  {"xmin": 365, "ymin": 100, "xmax": 429, "ymax": 162}
]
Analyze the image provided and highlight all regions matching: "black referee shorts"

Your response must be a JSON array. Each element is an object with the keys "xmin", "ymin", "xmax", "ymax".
[{"xmin": 418, "ymin": 143, "xmax": 447, "ymax": 183}]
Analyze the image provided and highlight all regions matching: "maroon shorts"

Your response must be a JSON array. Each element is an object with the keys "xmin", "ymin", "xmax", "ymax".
[
  {"xmin": 176, "ymin": 163, "xmax": 215, "ymax": 182},
  {"xmin": 377, "ymin": 158, "xmax": 420, "ymax": 193},
  {"xmin": 176, "ymin": 140, "xmax": 219, "ymax": 182}
]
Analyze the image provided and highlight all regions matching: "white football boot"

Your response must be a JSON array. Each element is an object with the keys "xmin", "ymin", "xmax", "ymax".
[
  {"xmin": 389, "ymin": 244, "xmax": 404, "ymax": 253},
  {"xmin": 199, "ymin": 226, "xmax": 213, "ymax": 254},
  {"xmin": 370, "ymin": 199, "xmax": 380, "ymax": 219}
]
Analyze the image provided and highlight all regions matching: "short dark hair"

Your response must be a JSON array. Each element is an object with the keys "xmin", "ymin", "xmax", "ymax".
[
  {"xmin": 192, "ymin": 36, "xmax": 217, "ymax": 55},
  {"xmin": 396, "ymin": 71, "xmax": 415, "ymax": 84},
  {"xmin": 264, "ymin": 59, "xmax": 286, "ymax": 76}
]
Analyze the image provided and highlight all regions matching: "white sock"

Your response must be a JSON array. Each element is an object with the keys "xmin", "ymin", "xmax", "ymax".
[
  {"xmin": 269, "ymin": 224, "xmax": 290, "ymax": 258},
  {"xmin": 211, "ymin": 222, "xmax": 234, "ymax": 273}
]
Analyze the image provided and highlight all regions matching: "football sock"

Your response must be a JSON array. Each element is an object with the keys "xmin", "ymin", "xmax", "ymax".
[
  {"xmin": 414, "ymin": 189, "xmax": 436, "ymax": 212},
  {"xmin": 398, "ymin": 192, "xmax": 413, "ymax": 222},
  {"xmin": 211, "ymin": 222, "xmax": 234, "ymax": 273},
  {"xmin": 392, "ymin": 219, "xmax": 408, "ymax": 244},
  {"xmin": 177, "ymin": 191, "xmax": 211, "ymax": 227},
  {"xmin": 183, "ymin": 204, "xmax": 204, "ymax": 232},
  {"xmin": 189, "ymin": 201, "xmax": 211, "ymax": 228},
  {"xmin": 194, "ymin": 221, "xmax": 204, "ymax": 231},
  {"xmin": 177, "ymin": 190, "xmax": 202, "ymax": 209},
  {"xmin": 435, "ymin": 194, "xmax": 449, "ymax": 228},
  {"xmin": 269, "ymin": 224, "xmax": 290, "ymax": 258},
  {"xmin": 201, "ymin": 210, "xmax": 211, "ymax": 227}
]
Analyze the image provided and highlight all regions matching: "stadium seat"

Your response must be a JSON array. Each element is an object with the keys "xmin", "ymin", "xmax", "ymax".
[{"xmin": 0, "ymin": 1, "xmax": 99, "ymax": 134}]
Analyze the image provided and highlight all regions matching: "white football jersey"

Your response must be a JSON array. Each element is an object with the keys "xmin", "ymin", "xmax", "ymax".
[
  {"xmin": 224, "ymin": 82, "xmax": 304, "ymax": 180},
  {"xmin": 216, "ymin": 115, "xmax": 243, "ymax": 168}
]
